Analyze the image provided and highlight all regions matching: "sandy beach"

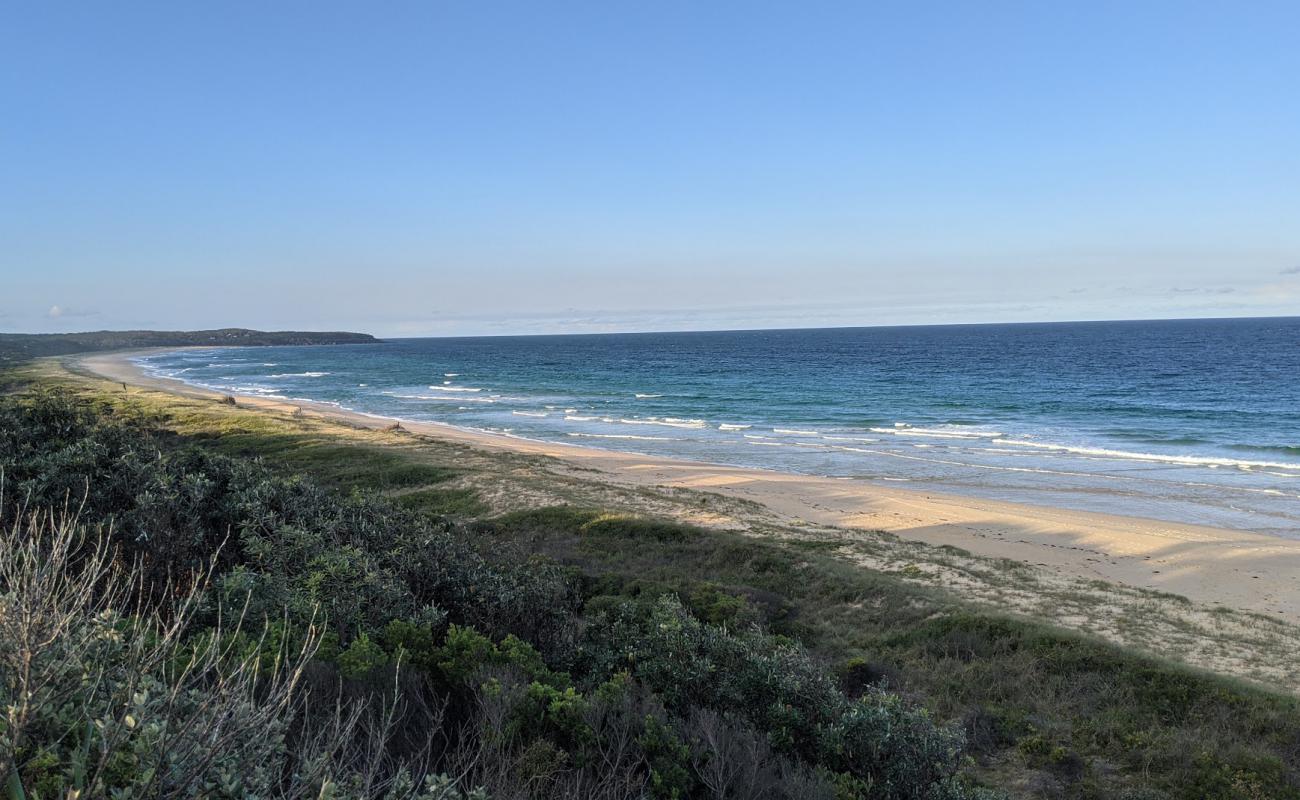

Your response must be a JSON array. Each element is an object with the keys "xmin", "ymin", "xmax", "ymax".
[{"xmin": 72, "ymin": 349, "xmax": 1300, "ymax": 623}]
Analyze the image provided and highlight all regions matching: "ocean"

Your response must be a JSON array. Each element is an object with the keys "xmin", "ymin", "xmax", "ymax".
[{"xmin": 135, "ymin": 317, "xmax": 1300, "ymax": 537}]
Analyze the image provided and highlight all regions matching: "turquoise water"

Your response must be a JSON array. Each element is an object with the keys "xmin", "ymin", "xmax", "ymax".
[{"xmin": 136, "ymin": 318, "xmax": 1300, "ymax": 536}]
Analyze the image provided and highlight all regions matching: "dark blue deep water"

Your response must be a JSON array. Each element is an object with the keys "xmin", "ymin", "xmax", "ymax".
[{"xmin": 138, "ymin": 318, "xmax": 1300, "ymax": 536}]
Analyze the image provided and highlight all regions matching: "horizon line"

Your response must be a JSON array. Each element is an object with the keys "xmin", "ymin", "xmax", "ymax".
[
  {"xmin": 378, "ymin": 313, "xmax": 1299, "ymax": 341},
  {"xmin": 5, "ymin": 313, "xmax": 1298, "ymax": 342}
]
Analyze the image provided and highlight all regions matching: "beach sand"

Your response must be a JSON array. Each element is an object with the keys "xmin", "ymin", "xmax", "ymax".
[{"xmin": 72, "ymin": 349, "xmax": 1300, "ymax": 624}]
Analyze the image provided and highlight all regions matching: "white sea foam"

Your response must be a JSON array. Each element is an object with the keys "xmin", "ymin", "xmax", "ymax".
[
  {"xmin": 869, "ymin": 427, "xmax": 999, "ymax": 440},
  {"xmin": 513, "ymin": 410, "xmax": 548, "ymax": 418},
  {"xmin": 430, "ymin": 385, "xmax": 484, "ymax": 392},
  {"xmin": 268, "ymin": 372, "xmax": 330, "ymax": 378},
  {"xmin": 444, "ymin": 373, "xmax": 459, "ymax": 377},
  {"xmin": 635, "ymin": 393, "xmax": 663, "ymax": 399},
  {"xmin": 564, "ymin": 415, "xmax": 599, "ymax": 422},
  {"xmin": 568, "ymin": 432, "xmax": 677, "ymax": 441},
  {"xmin": 829, "ymin": 445, "xmax": 1100, "ymax": 478},
  {"xmin": 821, "ymin": 435, "xmax": 880, "ymax": 443},
  {"xmin": 773, "ymin": 428, "xmax": 819, "ymax": 436},
  {"xmin": 618, "ymin": 417, "xmax": 707, "ymax": 429},
  {"xmin": 719, "ymin": 423, "xmax": 752, "ymax": 431},
  {"xmin": 992, "ymin": 439, "xmax": 1300, "ymax": 471},
  {"xmin": 382, "ymin": 392, "xmax": 495, "ymax": 403},
  {"xmin": 1186, "ymin": 481, "xmax": 1300, "ymax": 498}
]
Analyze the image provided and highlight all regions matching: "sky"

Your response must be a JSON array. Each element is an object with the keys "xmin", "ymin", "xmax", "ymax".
[{"xmin": 3, "ymin": 1, "xmax": 1299, "ymax": 336}]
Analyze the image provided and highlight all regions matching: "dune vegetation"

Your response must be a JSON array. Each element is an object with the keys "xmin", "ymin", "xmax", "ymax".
[{"xmin": 3, "ymin": 370, "xmax": 1300, "ymax": 799}]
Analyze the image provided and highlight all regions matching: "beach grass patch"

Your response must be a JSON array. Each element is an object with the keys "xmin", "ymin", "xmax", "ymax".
[
  {"xmin": 488, "ymin": 505, "xmax": 602, "ymax": 535},
  {"xmin": 488, "ymin": 506, "xmax": 699, "ymax": 543},
  {"xmin": 581, "ymin": 514, "xmax": 699, "ymax": 542},
  {"xmin": 397, "ymin": 486, "xmax": 487, "ymax": 517}
]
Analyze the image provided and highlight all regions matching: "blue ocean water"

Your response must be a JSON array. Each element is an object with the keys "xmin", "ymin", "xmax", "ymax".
[{"xmin": 136, "ymin": 318, "xmax": 1300, "ymax": 537}]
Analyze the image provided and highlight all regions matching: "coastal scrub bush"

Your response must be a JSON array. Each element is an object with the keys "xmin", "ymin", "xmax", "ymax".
[
  {"xmin": 0, "ymin": 389, "xmax": 580, "ymax": 645},
  {"xmin": 0, "ymin": 508, "xmax": 458, "ymax": 799},
  {"xmin": 0, "ymin": 389, "xmax": 993, "ymax": 799},
  {"xmin": 578, "ymin": 595, "xmax": 970, "ymax": 798}
]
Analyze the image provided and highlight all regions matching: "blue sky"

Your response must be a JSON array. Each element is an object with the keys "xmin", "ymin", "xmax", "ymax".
[{"xmin": 3, "ymin": 1, "xmax": 1298, "ymax": 335}]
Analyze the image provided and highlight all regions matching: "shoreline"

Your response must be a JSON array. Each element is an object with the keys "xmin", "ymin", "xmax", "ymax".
[{"xmin": 70, "ymin": 348, "xmax": 1300, "ymax": 623}]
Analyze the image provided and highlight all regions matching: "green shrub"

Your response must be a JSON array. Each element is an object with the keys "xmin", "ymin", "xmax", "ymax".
[
  {"xmin": 683, "ymin": 581, "xmax": 756, "ymax": 627},
  {"xmin": 638, "ymin": 714, "xmax": 695, "ymax": 800},
  {"xmin": 518, "ymin": 682, "xmax": 591, "ymax": 750},
  {"xmin": 435, "ymin": 624, "xmax": 499, "ymax": 684},
  {"xmin": 580, "ymin": 595, "xmax": 969, "ymax": 797},
  {"xmin": 379, "ymin": 618, "xmax": 440, "ymax": 671},
  {"xmin": 338, "ymin": 633, "xmax": 389, "ymax": 679}
]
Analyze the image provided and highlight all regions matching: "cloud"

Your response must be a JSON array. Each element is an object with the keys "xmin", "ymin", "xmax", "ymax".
[
  {"xmin": 1281, "ymin": 266, "xmax": 1300, "ymax": 275},
  {"xmin": 1170, "ymin": 286, "xmax": 1235, "ymax": 295},
  {"xmin": 46, "ymin": 305, "xmax": 100, "ymax": 319}
]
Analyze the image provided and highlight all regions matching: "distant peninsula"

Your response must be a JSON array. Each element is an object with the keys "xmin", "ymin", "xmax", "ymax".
[{"xmin": 0, "ymin": 328, "xmax": 377, "ymax": 364}]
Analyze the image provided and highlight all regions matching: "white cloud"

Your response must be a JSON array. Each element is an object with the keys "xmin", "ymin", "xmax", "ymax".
[{"xmin": 46, "ymin": 304, "xmax": 99, "ymax": 320}]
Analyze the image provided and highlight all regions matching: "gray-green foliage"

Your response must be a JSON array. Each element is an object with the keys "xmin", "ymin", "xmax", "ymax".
[
  {"xmin": 1, "ymin": 510, "xmax": 338, "ymax": 798},
  {"xmin": 581, "ymin": 595, "xmax": 969, "ymax": 799},
  {"xmin": 0, "ymin": 389, "xmax": 989, "ymax": 799},
  {"xmin": 0, "ymin": 389, "xmax": 579, "ymax": 647}
]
